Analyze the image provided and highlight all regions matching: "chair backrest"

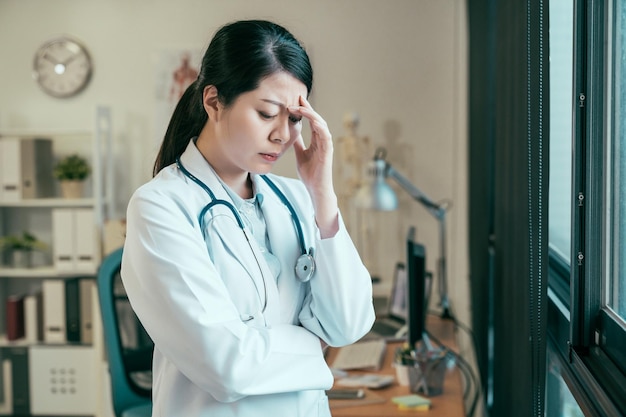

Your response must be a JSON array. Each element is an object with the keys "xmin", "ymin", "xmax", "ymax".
[{"xmin": 98, "ymin": 247, "xmax": 153, "ymax": 417}]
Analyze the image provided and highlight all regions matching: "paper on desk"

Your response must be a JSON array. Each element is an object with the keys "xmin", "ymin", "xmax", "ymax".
[{"xmin": 336, "ymin": 373, "xmax": 395, "ymax": 389}]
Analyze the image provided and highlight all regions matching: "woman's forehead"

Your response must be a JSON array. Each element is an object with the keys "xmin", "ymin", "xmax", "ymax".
[{"xmin": 252, "ymin": 72, "xmax": 307, "ymax": 106}]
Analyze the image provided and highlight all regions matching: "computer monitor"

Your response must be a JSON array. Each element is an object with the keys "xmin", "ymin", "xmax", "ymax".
[
  {"xmin": 389, "ymin": 263, "xmax": 408, "ymax": 321},
  {"xmin": 406, "ymin": 226, "xmax": 429, "ymax": 349}
]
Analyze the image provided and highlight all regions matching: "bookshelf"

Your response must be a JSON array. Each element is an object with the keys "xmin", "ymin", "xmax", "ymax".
[{"xmin": 0, "ymin": 107, "xmax": 111, "ymax": 417}]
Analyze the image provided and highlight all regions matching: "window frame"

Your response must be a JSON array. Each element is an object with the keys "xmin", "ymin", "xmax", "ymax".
[{"xmin": 547, "ymin": 0, "xmax": 626, "ymax": 415}]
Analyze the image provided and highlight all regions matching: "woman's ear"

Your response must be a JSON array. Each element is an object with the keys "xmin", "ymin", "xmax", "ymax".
[{"xmin": 203, "ymin": 85, "xmax": 222, "ymax": 120}]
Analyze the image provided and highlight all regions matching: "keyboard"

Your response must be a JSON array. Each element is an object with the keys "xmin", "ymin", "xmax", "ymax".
[
  {"xmin": 371, "ymin": 320, "xmax": 402, "ymax": 337},
  {"xmin": 331, "ymin": 339, "xmax": 387, "ymax": 371}
]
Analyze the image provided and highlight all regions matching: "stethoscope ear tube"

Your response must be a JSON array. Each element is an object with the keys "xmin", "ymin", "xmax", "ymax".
[
  {"xmin": 259, "ymin": 175, "xmax": 308, "ymax": 256},
  {"xmin": 259, "ymin": 175, "xmax": 317, "ymax": 282},
  {"xmin": 199, "ymin": 199, "xmax": 245, "ymax": 229}
]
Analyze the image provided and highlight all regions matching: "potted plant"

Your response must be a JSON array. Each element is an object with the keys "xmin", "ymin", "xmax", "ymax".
[
  {"xmin": 53, "ymin": 154, "xmax": 91, "ymax": 198},
  {"xmin": 0, "ymin": 231, "xmax": 47, "ymax": 268}
]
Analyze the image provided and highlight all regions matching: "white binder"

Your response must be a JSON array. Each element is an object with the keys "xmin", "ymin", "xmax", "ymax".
[
  {"xmin": 52, "ymin": 208, "xmax": 75, "ymax": 271},
  {"xmin": 24, "ymin": 294, "xmax": 40, "ymax": 343},
  {"xmin": 0, "ymin": 360, "xmax": 13, "ymax": 414},
  {"xmin": 0, "ymin": 137, "xmax": 20, "ymax": 202},
  {"xmin": 42, "ymin": 279, "xmax": 66, "ymax": 344},
  {"xmin": 74, "ymin": 208, "xmax": 98, "ymax": 272},
  {"xmin": 52, "ymin": 208, "xmax": 98, "ymax": 273}
]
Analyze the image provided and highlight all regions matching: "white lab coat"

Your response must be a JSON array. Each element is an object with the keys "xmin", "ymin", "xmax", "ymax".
[{"xmin": 121, "ymin": 140, "xmax": 375, "ymax": 417}]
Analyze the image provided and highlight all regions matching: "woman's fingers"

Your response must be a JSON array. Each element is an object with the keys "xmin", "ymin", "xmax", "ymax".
[
  {"xmin": 289, "ymin": 96, "xmax": 331, "ymax": 147},
  {"xmin": 292, "ymin": 133, "xmax": 306, "ymax": 154}
]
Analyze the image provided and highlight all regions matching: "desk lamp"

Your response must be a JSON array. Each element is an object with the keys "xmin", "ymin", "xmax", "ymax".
[{"xmin": 356, "ymin": 147, "xmax": 452, "ymax": 319}]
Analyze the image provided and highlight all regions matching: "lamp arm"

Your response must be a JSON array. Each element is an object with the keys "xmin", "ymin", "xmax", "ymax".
[
  {"xmin": 385, "ymin": 162, "xmax": 452, "ymax": 319},
  {"xmin": 385, "ymin": 164, "xmax": 445, "ymax": 219}
]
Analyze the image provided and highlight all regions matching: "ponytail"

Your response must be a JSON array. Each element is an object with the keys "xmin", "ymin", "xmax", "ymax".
[{"xmin": 153, "ymin": 81, "xmax": 207, "ymax": 176}]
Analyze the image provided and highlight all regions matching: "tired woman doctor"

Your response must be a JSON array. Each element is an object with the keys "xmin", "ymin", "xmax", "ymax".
[{"xmin": 121, "ymin": 19, "xmax": 375, "ymax": 417}]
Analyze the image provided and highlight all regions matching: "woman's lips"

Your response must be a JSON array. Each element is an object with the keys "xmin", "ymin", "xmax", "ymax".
[{"xmin": 260, "ymin": 153, "xmax": 279, "ymax": 162}]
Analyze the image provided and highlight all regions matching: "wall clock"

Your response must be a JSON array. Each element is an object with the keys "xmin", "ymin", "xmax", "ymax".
[{"xmin": 33, "ymin": 36, "xmax": 93, "ymax": 98}]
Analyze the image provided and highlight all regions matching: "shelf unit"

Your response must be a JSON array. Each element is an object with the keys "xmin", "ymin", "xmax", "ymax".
[{"xmin": 0, "ymin": 107, "xmax": 111, "ymax": 417}]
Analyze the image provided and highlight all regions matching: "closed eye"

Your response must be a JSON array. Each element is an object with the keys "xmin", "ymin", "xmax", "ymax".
[
  {"xmin": 289, "ymin": 115, "xmax": 302, "ymax": 124},
  {"xmin": 259, "ymin": 111, "xmax": 277, "ymax": 120}
]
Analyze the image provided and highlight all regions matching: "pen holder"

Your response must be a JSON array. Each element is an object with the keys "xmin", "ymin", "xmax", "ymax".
[{"xmin": 394, "ymin": 347, "xmax": 448, "ymax": 396}]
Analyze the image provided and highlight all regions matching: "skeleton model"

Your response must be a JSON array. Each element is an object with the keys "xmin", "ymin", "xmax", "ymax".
[{"xmin": 334, "ymin": 113, "xmax": 378, "ymax": 278}]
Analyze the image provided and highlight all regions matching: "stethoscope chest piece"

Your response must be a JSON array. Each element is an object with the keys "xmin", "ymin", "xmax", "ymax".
[{"xmin": 295, "ymin": 248, "xmax": 316, "ymax": 283}]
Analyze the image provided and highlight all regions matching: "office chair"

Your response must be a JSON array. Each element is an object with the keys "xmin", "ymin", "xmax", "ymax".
[{"xmin": 98, "ymin": 247, "xmax": 153, "ymax": 417}]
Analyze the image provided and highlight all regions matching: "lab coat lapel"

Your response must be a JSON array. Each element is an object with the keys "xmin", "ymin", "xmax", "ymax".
[
  {"xmin": 256, "ymin": 176, "xmax": 306, "ymax": 322},
  {"xmin": 210, "ymin": 217, "xmax": 281, "ymax": 322},
  {"xmin": 209, "ymin": 217, "xmax": 264, "ymax": 285},
  {"xmin": 201, "ymin": 194, "xmax": 279, "ymax": 322},
  {"xmin": 179, "ymin": 142, "xmax": 279, "ymax": 321}
]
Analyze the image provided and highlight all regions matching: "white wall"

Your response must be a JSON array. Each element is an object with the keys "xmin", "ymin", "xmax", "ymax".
[{"xmin": 0, "ymin": 0, "xmax": 469, "ymax": 328}]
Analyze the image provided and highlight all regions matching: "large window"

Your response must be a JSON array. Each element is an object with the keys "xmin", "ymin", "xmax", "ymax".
[
  {"xmin": 546, "ymin": 350, "xmax": 584, "ymax": 417},
  {"xmin": 607, "ymin": 0, "xmax": 626, "ymax": 321},
  {"xmin": 548, "ymin": 0, "xmax": 626, "ymax": 415},
  {"xmin": 549, "ymin": 0, "xmax": 573, "ymax": 265}
]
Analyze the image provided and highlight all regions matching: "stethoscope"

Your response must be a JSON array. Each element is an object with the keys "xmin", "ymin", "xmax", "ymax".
[{"xmin": 176, "ymin": 158, "xmax": 316, "ymax": 292}]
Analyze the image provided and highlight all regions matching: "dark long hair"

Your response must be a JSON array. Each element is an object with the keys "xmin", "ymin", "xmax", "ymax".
[{"xmin": 153, "ymin": 20, "xmax": 313, "ymax": 175}]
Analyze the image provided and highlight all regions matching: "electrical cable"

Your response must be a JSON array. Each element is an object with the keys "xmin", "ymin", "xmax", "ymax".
[
  {"xmin": 426, "ymin": 311, "xmax": 482, "ymax": 417},
  {"xmin": 426, "ymin": 329, "xmax": 479, "ymax": 417},
  {"xmin": 429, "ymin": 310, "xmax": 483, "ymax": 410},
  {"xmin": 448, "ymin": 315, "xmax": 485, "ymax": 417}
]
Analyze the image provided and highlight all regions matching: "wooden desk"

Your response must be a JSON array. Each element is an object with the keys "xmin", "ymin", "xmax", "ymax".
[{"xmin": 326, "ymin": 316, "xmax": 465, "ymax": 416}]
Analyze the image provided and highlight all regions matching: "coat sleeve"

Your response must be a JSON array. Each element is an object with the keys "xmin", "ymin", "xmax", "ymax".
[
  {"xmin": 121, "ymin": 184, "xmax": 333, "ymax": 403},
  {"xmin": 268, "ymin": 176, "xmax": 376, "ymax": 347},
  {"xmin": 298, "ymin": 213, "xmax": 377, "ymax": 347}
]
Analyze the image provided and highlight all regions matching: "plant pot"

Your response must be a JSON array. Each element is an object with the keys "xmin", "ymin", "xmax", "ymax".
[
  {"xmin": 11, "ymin": 250, "xmax": 32, "ymax": 268},
  {"xmin": 60, "ymin": 180, "xmax": 84, "ymax": 199}
]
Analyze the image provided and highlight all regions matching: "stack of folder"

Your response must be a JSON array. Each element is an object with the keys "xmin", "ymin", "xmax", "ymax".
[
  {"xmin": 3, "ymin": 278, "xmax": 95, "ymax": 345},
  {"xmin": 52, "ymin": 208, "xmax": 99, "ymax": 273},
  {"xmin": 0, "ymin": 137, "xmax": 54, "ymax": 202}
]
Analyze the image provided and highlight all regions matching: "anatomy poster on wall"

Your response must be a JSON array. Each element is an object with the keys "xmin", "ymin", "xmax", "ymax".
[{"xmin": 153, "ymin": 47, "xmax": 202, "ymax": 146}]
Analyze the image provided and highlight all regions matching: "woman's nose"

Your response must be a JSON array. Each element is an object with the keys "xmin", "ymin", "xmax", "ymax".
[
  {"xmin": 270, "ymin": 119, "xmax": 291, "ymax": 144},
  {"xmin": 270, "ymin": 136, "xmax": 285, "ymax": 144}
]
